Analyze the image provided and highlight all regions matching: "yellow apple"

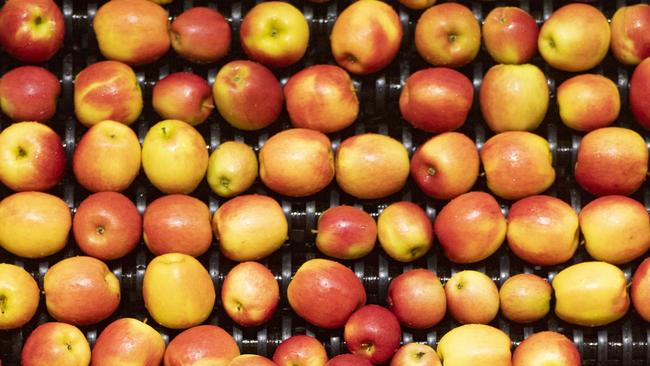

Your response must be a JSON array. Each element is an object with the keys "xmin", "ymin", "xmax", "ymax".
[
  {"xmin": 0, "ymin": 263, "xmax": 39, "ymax": 330},
  {"xmin": 207, "ymin": 141, "xmax": 258, "ymax": 198},
  {"xmin": 437, "ymin": 324, "xmax": 511, "ymax": 366}
]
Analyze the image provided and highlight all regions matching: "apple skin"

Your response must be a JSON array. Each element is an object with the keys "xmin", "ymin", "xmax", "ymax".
[
  {"xmin": 410, "ymin": 132, "xmax": 479, "ymax": 200},
  {"xmin": 434, "ymin": 191, "xmax": 506, "ymax": 264},
  {"xmin": 152, "ymin": 72, "xmax": 214, "ymax": 126},
  {"xmin": 284, "ymin": 65, "xmax": 359, "ymax": 133},
  {"xmin": 164, "ymin": 325, "xmax": 240, "ymax": 366},
  {"xmin": 327, "ymin": 354, "xmax": 372, "ymax": 366},
  {"xmin": 207, "ymin": 141, "xmax": 258, "ymax": 198},
  {"xmin": 74, "ymin": 61, "xmax": 143, "ymax": 127},
  {"xmin": 557, "ymin": 74, "xmax": 620, "ymax": 132},
  {"xmin": 170, "ymin": 7, "xmax": 231, "ymax": 64},
  {"xmin": 631, "ymin": 258, "xmax": 650, "ymax": 322},
  {"xmin": 213, "ymin": 60, "xmax": 283, "ymax": 130},
  {"xmin": 143, "ymin": 194, "xmax": 212, "ymax": 257},
  {"xmin": 142, "ymin": 119, "xmax": 209, "ymax": 194},
  {"xmin": 398, "ymin": 0, "xmax": 436, "ymax": 10},
  {"xmin": 512, "ymin": 331, "xmax": 581, "ymax": 366},
  {"xmin": 273, "ymin": 335, "xmax": 328, "ymax": 366},
  {"xmin": 377, "ymin": 202, "xmax": 433, "ymax": 262},
  {"xmin": 445, "ymin": 270, "xmax": 499, "ymax": 324},
  {"xmin": 331, "ymin": 0, "xmax": 402, "ymax": 75},
  {"xmin": 437, "ymin": 324, "xmax": 511, "ymax": 366},
  {"xmin": 344, "ymin": 305, "xmax": 401, "ymax": 365},
  {"xmin": 479, "ymin": 63, "xmax": 549, "ymax": 133},
  {"xmin": 390, "ymin": 343, "xmax": 441, "ymax": 366},
  {"xmin": 552, "ymin": 261, "xmax": 630, "ymax": 327},
  {"xmin": 629, "ymin": 57, "xmax": 650, "ymax": 129},
  {"xmin": 91, "ymin": 318, "xmax": 166, "ymax": 366},
  {"xmin": 0, "ymin": 66, "xmax": 60, "ymax": 122},
  {"xmin": 72, "ymin": 120, "xmax": 142, "ymax": 192},
  {"xmin": 287, "ymin": 258, "xmax": 366, "ymax": 329},
  {"xmin": 315, "ymin": 205, "xmax": 377, "ymax": 260},
  {"xmin": 73, "ymin": 192, "xmax": 142, "ymax": 261},
  {"xmin": 0, "ymin": 191, "xmax": 71, "ymax": 258},
  {"xmin": 610, "ymin": 4, "xmax": 650, "ymax": 65},
  {"xmin": 93, "ymin": 0, "xmax": 170, "ymax": 65},
  {"xmin": 499, "ymin": 274, "xmax": 551, "ymax": 324},
  {"xmin": 575, "ymin": 127, "xmax": 648, "ymax": 196},
  {"xmin": 415, "ymin": 3, "xmax": 481, "ymax": 68},
  {"xmin": 538, "ymin": 3, "xmax": 610, "ymax": 72},
  {"xmin": 387, "ymin": 269, "xmax": 446, "ymax": 329},
  {"xmin": 400, "ymin": 68, "xmax": 473, "ymax": 133},
  {"xmin": 212, "ymin": 194, "xmax": 288, "ymax": 262},
  {"xmin": 482, "ymin": 7, "xmax": 538, "ymax": 64},
  {"xmin": 230, "ymin": 355, "xmax": 278, "ymax": 366},
  {"xmin": 506, "ymin": 195, "xmax": 579, "ymax": 266},
  {"xmin": 0, "ymin": 263, "xmax": 40, "ymax": 330},
  {"xmin": 0, "ymin": 121, "xmax": 65, "ymax": 192},
  {"xmin": 336, "ymin": 133, "xmax": 410, "ymax": 200},
  {"xmin": 143, "ymin": 253, "xmax": 216, "ymax": 329},
  {"xmin": 0, "ymin": 0, "xmax": 64, "ymax": 63},
  {"xmin": 221, "ymin": 261, "xmax": 279, "ymax": 327},
  {"xmin": 21, "ymin": 322, "xmax": 91, "ymax": 366},
  {"xmin": 240, "ymin": 1, "xmax": 309, "ymax": 68}
]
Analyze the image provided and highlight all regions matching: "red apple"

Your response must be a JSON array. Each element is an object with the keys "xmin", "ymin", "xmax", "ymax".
[
  {"xmin": 482, "ymin": 7, "xmax": 538, "ymax": 64},
  {"xmin": 557, "ymin": 74, "xmax": 620, "ymax": 132},
  {"xmin": 632, "ymin": 258, "xmax": 650, "ymax": 322},
  {"xmin": 499, "ymin": 274, "xmax": 552, "ymax": 324},
  {"xmin": 152, "ymin": 72, "xmax": 214, "ymax": 126},
  {"xmin": 21, "ymin": 322, "xmax": 91, "ymax": 366},
  {"xmin": 344, "ymin": 305, "xmax": 401, "ymax": 365},
  {"xmin": 610, "ymin": 4, "xmax": 650, "ymax": 65},
  {"xmin": 170, "ymin": 7, "xmax": 231, "ymax": 63},
  {"xmin": 0, "ymin": 263, "xmax": 40, "ymax": 330},
  {"xmin": 164, "ymin": 325, "xmax": 240, "ymax": 366},
  {"xmin": 387, "ymin": 269, "xmax": 446, "ymax": 329},
  {"xmin": 273, "ymin": 335, "xmax": 328, "ymax": 366},
  {"xmin": 327, "ymin": 354, "xmax": 372, "ymax": 366},
  {"xmin": 315, "ymin": 205, "xmax": 377, "ymax": 260},
  {"xmin": 377, "ymin": 201, "xmax": 433, "ymax": 262},
  {"xmin": 445, "ymin": 270, "xmax": 499, "ymax": 324},
  {"xmin": 512, "ymin": 331, "xmax": 580, "ymax": 366},
  {"xmin": 629, "ymin": 57, "xmax": 650, "ymax": 129},
  {"xmin": 391, "ymin": 343, "xmax": 441, "ymax": 366},
  {"xmin": 222, "ymin": 261, "xmax": 279, "ymax": 327},
  {"xmin": 230, "ymin": 355, "xmax": 278, "ymax": 366},
  {"xmin": 91, "ymin": 318, "xmax": 166, "ymax": 366},
  {"xmin": 0, "ymin": 66, "xmax": 60, "ymax": 122}
]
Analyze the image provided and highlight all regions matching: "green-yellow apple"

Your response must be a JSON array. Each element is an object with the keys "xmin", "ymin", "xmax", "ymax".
[
  {"xmin": 377, "ymin": 201, "xmax": 433, "ymax": 262},
  {"xmin": 437, "ymin": 324, "xmax": 511, "ymax": 366},
  {"xmin": 164, "ymin": 325, "xmax": 240, "ymax": 366},
  {"xmin": 391, "ymin": 343, "xmax": 440, "ymax": 366},
  {"xmin": 315, "ymin": 205, "xmax": 377, "ymax": 260},
  {"xmin": 21, "ymin": 322, "xmax": 91, "ymax": 366},
  {"xmin": 387, "ymin": 269, "xmax": 446, "ymax": 329},
  {"xmin": 91, "ymin": 318, "xmax": 166, "ymax": 366},
  {"xmin": 445, "ymin": 270, "xmax": 499, "ymax": 324},
  {"xmin": 273, "ymin": 335, "xmax": 328, "ymax": 366},
  {"xmin": 0, "ymin": 263, "xmax": 39, "ymax": 330},
  {"xmin": 152, "ymin": 72, "xmax": 214, "ymax": 126},
  {"xmin": 610, "ymin": 4, "xmax": 650, "ymax": 65},
  {"xmin": 328, "ymin": 354, "xmax": 372, "ymax": 366},
  {"xmin": 632, "ymin": 258, "xmax": 650, "ymax": 322},
  {"xmin": 230, "ymin": 355, "xmax": 277, "ymax": 366},
  {"xmin": 630, "ymin": 57, "xmax": 650, "ymax": 129},
  {"xmin": 499, "ymin": 273, "xmax": 551, "ymax": 323},
  {"xmin": 398, "ymin": 0, "xmax": 436, "ymax": 10},
  {"xmin": 0, "ymin": 66, "xmax": 61, "ymax": 122},
  {"xmin": 170, "ymin": 7, "xmax": 231, "ymax": 64},
  {"xmin": 207, "ymin": 141, "xmax": 258, "ymax": 198},
  {"xmin": 512, "ymin": 331, "xmax": 580, "ymax": 366},
  {"xmin": 344, "ymin": 305, "xmax": 401, "ymax": 364},
  {"xmin": 221, "ymin": 261, "xmax": 279, "ymax": 327},
  {"xmin": 557, "ymin": 74, "xmax": 620, "ymax": 131},
  {"xmin": 482, "ymin": 7, "xmax": 538, "ymax": 64}
]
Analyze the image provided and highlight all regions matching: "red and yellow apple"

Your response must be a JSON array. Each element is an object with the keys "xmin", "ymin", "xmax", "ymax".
[
  {"xmin": 512, "ymin": 331, "xmax": 580, "ymax": 366},
  {"xmin": 632, "ymin": 258, "xmax": 650, "ymax": 322},
  {"xmin": 0, "ymin": 263, "xmax": 39, "ymax": 330},
  {"xmin": 391, "ymin": 343, "xmax": 440, "ymax": 366},
  {"xmin": 557, "ymin": 74, "xmax": 620, "ymax": 131},
  {"xmin": 152, "ymin": 72, "xmax": 214, "ymax": 126},
  {"xmin": 482, "ymin": 6, "xmax": 538, "ymax": 64},
  {"xmin": 327, "ymin": 354, "xmax": 372, "ymax": 366},
  {"xmin": 230, "ymin": 355, "xmax": 277, "ymax": 366},
  {"xmin": 445, "ymin": 270, "xmax": 499, "ymax": 325},
  {"xmin": 170, "ymin": 7, "xmax": 231, "ymax": 63},
  {"xmin": 437, "ymin": 324, "xmax": 511, "ymax": 366},
  {"xmin": 499, "ymin": 273, "xmax": 551, "ymax": 323},
  {"xmin": 610, "ymin": 4, "xmax": 650, "ymax": 65},
  {"xmin": 315, "ymin": 205, "xmax": 377, "ymax": 260},
  {"xmin": 91, "ymin": 318, "xmax": 166, "ymax": 366},
  {"xmin": 0, "ymin": 66, "xmax": 60, "ymax": 123},
  {"xmin": 21, "ymin": 322, "xmax": 91, "ymax": 366},
  {"xmin": 164, "ymin": 325, "xmax": 240, "ymax": 366},
  {"xmin": 222, "ymin": 261, "xmax": 279, "ymax": 327},
  {"xmin": 344, "ymin": 305, "xmax": 401, "ymax": 365},
  {"xmin": 377, "ymin": 202, "xmax": 433, "ymax": 262},
  {"xmin": 273, "ymin": 335, "xmax": 328, "ymax": 366},
  {"xmin": 629, "ymin": 57, "xmax": 650, "ymax": 129},
  {"xmin": 207, "ymin": 141, "xmax": 258, "ymax": 198},
  {"xmin": 387, "ymin": 269, "xmax": 446, "ymax": 329}
]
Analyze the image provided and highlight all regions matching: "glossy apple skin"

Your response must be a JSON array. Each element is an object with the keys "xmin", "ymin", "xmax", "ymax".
[
  {"xmin": 287, "ymin": 258, "xmax": 366, "ymax": 329},
  {"xmin": 315, "ymin": 205, "xmax": 377, "ymax": 260},
  {"xmin": 557, "ymin": 74, "xmax": 620, "ymax": 131},
  {"xmin": 21, "ymin": 322, "xmax": 91, "ymax": 366},
  {"xmin": 0, "ymin": 263, "xmax": 39, "ymax": 330},
  {"xmin": 434, "ymin": 191, "xmax": 506, "ymax": 264},
  {"xmin": 552, "ymin": 261, "xmax": 630, "ymax": 327},
  {"xmin": 336, "ymin": 133, "xmax": 410, "ymax": 200},
  {"xmin": 213, "ymin": 60, "xmax": 283, "ymax": 130},
  {"xmin": 377, "ymin": 202, "xmax": 433, "ymax": 262},
  {"xmin": 0, "ymin": 121, "xmax": 65, "ymax": 192},
  {"xmin": 91, "ymin": 318, "xmax": 166, "ymax": 366},
  {"xmin": 400, "ymin": 68, "xmax": 473, "ymax": 133},
  {"xmin": 610, "ymin": 4, "xmax": 650, "ymax": 65},
  {"xmin": 390, "ymin": 343, "xmax": 441, "ymax": 366},
  {"xmin": 73, "ymin": 192, "xmax": 142, "ymax": 261},
  {"xmin": 152, "ymin": 72, "xmax": 214, "ymax": 126},
  {"xmin": 143, "ymin": 194, "xmax": 212, "ymax": 257},
  {"xmin": 93, "ymin": 0, "xmax": 170, "ymax": 65},
  {"xmin": 437, "ymin": 324, "xmax": 511, "ymax": 366},
  {"xmin": 212, "ymin": 194, "xmax": 288, "ymax": 262},
  {"xmin": 398, "ymin": 0, "xmax": 436, "ymax": 10},
  {"xmin": 445, "ymin": 270, "xmax": 499, "ymax": 324},
  {"xmin": 387, "ymin": 269, "xmax": 446, "ymax": 329},
  {"xmin": 499, "ymin": 274, "xmax": 551, "ymax": 323},
  {"xmin": 207, "ymin": 141, "xmax": 258, "ymax": 198},
  {"xmin": 632, "ymin": 258, "xmax": 650, "ymax": 322},
  {"xmin": 482, "ymin": 7, "xmax": 538, "ymax": 64},
  {"xmin": 538, "ymin": 3, "xmax": 610, "ymax": 72},
  {"xmin": 344, "ymin": 305, "xmax": 401, "ymax": 365},
  {"xmin": 222, "ymin": 261, "xmax": 279, "ymax": 327},
  {"xmin": 327, "ymin": 354, "xmax": 372, "ymax": 366},
  {"xmin": 629, "ymin": 57, "xmax": 650, "ymax": 129},
  {"xmin": 230, "ymin": 355, "xmax": 278, "ymax": 366},
  {"xmin": 0, "ymin": 0, "xmax": 64, "ymax": 63},
  {"xmin": 273, "ymin": 335, "xmax": 328, "ymax": 366},
  {"xmin": 512, "ymin": 331, "xmax": 581, "ymax": 366},
  {"xmin": 507, "ymin": 195, "xmax": 579, "ymax": 266},
  {"xmin": 170, "ymin": 7, "xmax": 231, "ymax": 63},
  {"xmin": 163, "ymin": 325, "xmax": 240, "ymax": 366},
  {"xmin": 0, "ymin": 66, "xmax": 60, "ymax": 122},
  {"xmin": 285, "ymin": 65, "xmax": 359, "ymax": 133},
  {"xmin": 415, "ymin": 3, "xmax": 480, "ymax": 68},
  {"xmin": 575, "ymin": 127, "xmax": 648, "ymax": 196}
]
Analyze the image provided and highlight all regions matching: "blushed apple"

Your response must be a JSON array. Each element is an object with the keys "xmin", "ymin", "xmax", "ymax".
[
  {"xmin": 222, "ymin": 261, "xmax": 279, "ymax": 327},
  {"xmin": 152, "ymin": 72, "xmax": 214, "ymax": 126},
  {"xmin": 398, "ymin": 0, "xmax": 436, "ymax": 10},
  {"xmin": 164, "ymin": 325, "xmax": 240, "ymax": 366},
  {"xmin": 170, "ymin": 7, "xmax": 231, "ymax": 63},
  {"xmin": 391, "ymin": 343, "xmax": 441, "ymax": 366},
  {"xmin": 499, "ymin": 273, "xmax": 551, "ymax": 323},
  {"xmin": 0, "ymin": 263, "xmax": 39, "ymax": 330},
  {"xmin": 0, "ymin": 66, "xmax": 60, "ymax": 123},
  {"xmin": 91, "ymin": 318, "xmax": 166, "ymax": 366},
  {"xmin": 207, "ymin": 141, "xmax": 258, "ymax": 198},
  {"xmin": 387, "ymin": 269, "xmax": 446, "ymax": 329},
  {"xmin": 344, "ymin": 305, "xmax": 401, "ymax": 365},
  {"xmin": 629, "ymin": 57, "xmax": 650, "ymax": 129},
  {"xmin": 315, "ymin": 205, "xmax": 377, "ymax": 260},
  {"xmin": 273, "ymin": 335, "xmax": 328, "ymax": 366},
  {"xmin": 610, "ymin": 4, "xmax": 650, "ymax": 65},
  {"xmin": 437, "ymin": 324, "xmax": 511, "ymax": 366},
  {"xmin": 230, "ymin": 355, "xmax": 277, "ymax": 366},
  {"xmin": 377, "ymin": 202, "xmax": 433, "ymax": 262},
  {"xmin": 21, "ymin": 322, "xmax": 91, "ymax": 366},
  {"xmin": 512, "ymin": 331, "xmax": 581, "ymax": 366},
  {"xmin": 327, "ymin": 354, "xmax": 372, "ymax": 366},
  {"xmin": 445, "ymin": 270, "xmax": 499, "ymax": 324},
  {"xmin": 631, "ymin": 258, "xmax": 650, "ymax": 322},
  {"xmin": 557, "ymin": 74, "xmax": 620, "ymax": 131},
  {"xmin": 482, "ymin": 7, "xmax": 538, "ymax": 64}
]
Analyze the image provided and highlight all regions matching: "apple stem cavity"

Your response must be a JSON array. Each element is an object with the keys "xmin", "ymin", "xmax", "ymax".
[
  {"xmin": 0, "ymin": 294, "xmax": 6, "ymax": 314},
  {"xmin": 16, "ymin": 146, "xmax": 27, "ymax": 158},
  {"xmin": 361, "ymin": 342, "xmax": 374, "ymax": 354},
  {"xmin": 448, "ymin": 34, "xmax": 457, "ymax": 43},
  {"xmin": 415, "ymin": 351, "xmax": 426, "ymax": 359},
  {"xmin": 65, "ymin": 342, "xmax": 72, "ymax": 351}
]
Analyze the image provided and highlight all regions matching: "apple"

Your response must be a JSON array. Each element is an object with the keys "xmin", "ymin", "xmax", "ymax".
[
  {"xmin": 390, "ymin": 343, "xmax": 441, "ymax": 366},
  {"xmin": 344, "ymin": 305, "xmax": 401, "ymax": 365},
  {"xmin": 387, "ymin": 269, "xmax": 446, "ymax": 329},
  {"xmin": 287, "ymin": 258, "xmax": 366, "ymax": 329},
  {"xmin": 629, "ymin": 57, "xmax": 650, "ymax": 129},
  {"xmin": 73, "ymin": 192, "xmax": 141, "ymax": 261},
  {"xmin": 222, "ymin": 261, "xmax": 279, "ymax": 327},
  {"xmin": 142, "ymin": 119, "xmax": 209, "ymax": 194},
  {"xmin": 436, "ymin": 324, "xmax": 511, "ymax": 366},
  {"xmin": 538, "ymin": 3, "xmax": 610, "ymax": 72},
  {"xmin": 434, "ymin": 191, "xmax": 506, "ymax": 264},
  {"xmin": 0, "ymin": 66, "xmax": 60, "ymax": 123},
  {"xmin": 170, "ymin": 7, "xmax": 231, "ymax": 63},
  {"xmin": 212, "ymin": 194, "xmax": 288, "ymax": 262},
  {"xmin": 207, "ymin": 141, "xmax": 258, "ymax": 198},
  {"xmin": 610, "ymin": 4, "xmax": 650, "ymax": 65},
  {"xmin": 164, "ymin": 325, "xmax": 240, "ymax": 366},
  {"xmin": 74, "ymin": 61, "xmax": 143, "ymax": 127},
  {"xmin": 152, "ymin": 72, "xmax": 214, "ymax": 126},
  {"xmin": 273, "ymin": 335, "xmax": 328, "ymax": 366},
  {"xmin": 21, "ymin": 322, "xmax": 91, "ymax": 366},
  {"xmin": 410, "ymin": 132, "xmax": 479, "ymax": 200},
  {"xmin": 72, "ymin": 120, "xmax": 142, "ymax": 192},
  {"xmin": 0, "ymin": 191, "xmax": 71, "ymax": 258},
  {"xmin": 336, "ymin": 133, "xmax": 410, "ymax": 200},
  {"xmin": 327, "ymin": 354, "xmax": 372, "ymax": 366},
  {"xmin": 552, "ymin": 261, "xmax": 630, "ymax": 327},
  {"xmin": 512, "ymin": 331, "xmax": 581, "ymax": 366},
  {"xmin": 240, "ymin": 1, "xmax": 309, "ymax": 68},
  {"xmin": 143, "ymin": 253, "xmax": 215, "ymax": 329},
  {"xmin": 143, "ymin": 194, "xmax": 212, "ymax": 257},
  {"xmin": 213, "ymin": 60, "xmax": 283, "ymax": 130},
  {"xmin": 0, "ymin": 121, "xmax": 65, "ymax": 192},
  {"xmin": 93, "ymin": 0, "xmax": 170, "ymax": 65},
  {"xmin": 91, "ymin": 318, "xmax": 166, "ymax": 366},
  {"xmin": 575, "ymin": 127, "xmax": 648, "ymax": 196},
  {"xmin": 284, "ymin": 65, "xmax": 359, "ymax": 133},
  {"xmin": 632, "ymin": 258, "xmax": 650, "ymax": 322},
  {"xmin": 398, "ymin": 0, "xmax": 436, "ymax": 10},
  {"xmin": 557, "ymin": 74, "xmax": 620, "ymax": 131},
  {"xmin": 445, "ymin": 270, "xmax": 499, "ymax": 324},
  {"xmin": 377, "ymin": 202, "xmax": 433, "ymax": 262},
  {"xmin": 230, "ymin": 355, "xmax": 278, "ymax": 366},
  {"xmin": 482, "ymin": 6, "xmax": 538, "ymax": 64},
  {"xmin": 400, "ymin": 68, "xmax": 473, "ymax": 133},
  {"xmin": 0, "ymin": 263, "xmax": 39, "ymax": 330},
  {"xmin": 315, "ymin": 205, "xmax": 377, "ymax": 260},
  {"xmin": 415, "ymin": 3, "xmax": 480, "ymax": 68},
  {"xmin": 0, "ymin": 0, "xmax": 64, "ymax": 62},
  {"xmin": 330, "ymin": 0, "xmax": 402, "ymax": 75},
  {"xmin": 499, "ymin": 273, "xmax": 551, "ymax": 323}
]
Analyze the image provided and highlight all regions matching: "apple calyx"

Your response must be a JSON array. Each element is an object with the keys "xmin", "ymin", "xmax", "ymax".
[
  {"xmin": 15, "ymin": 146, "xmax": 27, "ymax": 158},
  {"xmin": 0, "ymin": 294, "xmax": 6, "ymax": 314},
  {"xmin": 448, "ymin": 34, "xmax": 457, "ymax": 43},
  {"xmin": 427, "ymin": 167, "xmax": 436, "ymax": 176},
  {"xmin": 96, "ymin": 226, "xmax": 105, "ymax": 235},
  {"xmin": 414, "ymin": 351, "xmax": 426, "ymax": 360},
  {"xmin": 360, "ymin": 342, "xmax": 375, "ymax": 355}
]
